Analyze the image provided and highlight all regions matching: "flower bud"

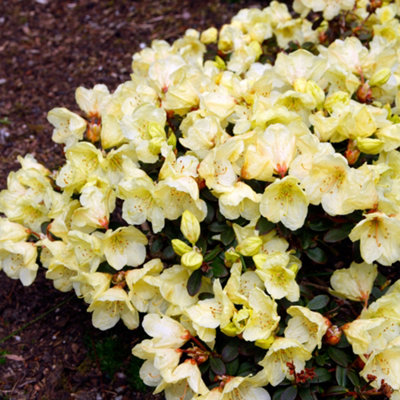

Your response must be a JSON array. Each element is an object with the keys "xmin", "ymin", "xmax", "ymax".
[
  {"xmin": 235, "ymin": 236, "xmax": 263, "ymax": 257},
  {"xmin": 369, "ymin": 68, "xmax": 391, "ymax": 87},
  {"xmin": 181, "ymin": 210, "xmax": 201, "ymax": 245},
  {"xmin": 224, "ymin": 249, "xmax": 240, "ymax": 267},
  {"xmin": 200, "ymin": 27, "xmax": 218, "ymax": 44},
  {"xmin": 324, "ymin": 91, "xmax": 350, "ymax": 113},
  {"xmin": 306, "ymin": 80, "xmax": 325, "ymax": 108},
  {"xmin": 249, "ymin": 41, "xmax": 262, "ymax": 61},
  {"xmin": 214, "ymin": 56, "xmax": 226, "ymax": 70},
  {"xmin": 255, "ymin": 335, "xmax": 275, "ymax": 349},
  {"xmin": 181, "ymin": 249, "xmax": 203, "ymax": 271},
  {"xmin": 221, "ymin": 322, "xmax": 240, "ymax": 337},
  {"xmin": 167, "ymin": 129, "xmax": 176, "ymax": 149},
  {"xmin": 324, "ymin": 324, "xmax": 342, "ymax": 345},
  {"xmin": 356, "ymin": 137, "xmax": 384, "ymax": 154},
  {"xmin": 171, "ymin": 239, "xmax": 192, "ymax": 256},
  {"xmin": 149, "ymin": 136, "xmax": 164, "ymax": 154}
]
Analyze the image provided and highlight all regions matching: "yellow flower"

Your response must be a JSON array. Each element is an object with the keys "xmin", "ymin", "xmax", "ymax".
[
  {"xmin": 103, "ymin": 226, "xmax": 148, "ymax": 270},
  {"xmin": 330, "ymin": 261, "xmax": 377, "ymax": 303},
  {"xmin": 260, "ymin": 176, "xmax": 309, "ymax": 230},
  {"xmin": 258, "ymin": 337, "xmax": 311, "ymax": 386}
]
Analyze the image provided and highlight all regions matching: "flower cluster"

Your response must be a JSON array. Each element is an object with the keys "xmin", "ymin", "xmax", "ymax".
[{"xmin": 1, "ymin": 0, "xmax": 400, "ymax": 398}]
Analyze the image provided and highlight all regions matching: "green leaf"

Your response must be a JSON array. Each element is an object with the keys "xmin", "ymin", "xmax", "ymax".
[
  {"xmin": 336, "ymin": 366, "xmax": 347, "ymax": 386},
  {"xmin": 299, "ymin": 386, "xmax": 317, "ymax": 400},
  {"xmin": 347, "ymin": 369, "xmax": 361, "ymax": 388},
  {"xmin": 225, "ymin": 357, "xmax": 239, "ymax": 376},
  {"xmin": 323, "ymin": 225, "xmax": 352, "ymax": 243},
  {"xmin": 310, "ymin": 367, "xmax": 331, "ymax": 383},
  {"xmin": 256, "ymin": 217, "xmax": 275, "ymax": 234},
  {"xmin": 221, "ymin": 341, "xmax": 239, "ymax": 363},
  {"xmin": 305, "ymin": 247, "xmax": 327, "ymax": 264},
  {"xmin": 204, "ymin": 245, "xmax": 222, "ymax": 262},
  {"xmin": 308, "ymin": 295, "xmax": 329, "ymax": 310},
  {"xmin": 326, "ymin": 386, "xmax": 348, "ymax": 395},
  {"xmin": 210, "ymin": 257, "xmax": 228, "ymax": 278},
  {"xmin": 237, "ymin": 361, "xmax": 254, "ymax": 376},
  {"xmin": 150, "ymin": 238, "xmax": 163, "ymax": 254},
  {"xmin": 308, "ymin": 219, "xmax": 332, "ymax": 231},
  {"xmin": 210, "ymin": 357, "xmax": 226, "ymax": 376},
  {"xmin": 221, "ymin": 228, "xmax": 235, "ymax": 246},
  {"xmin": 328, "ymin": 347, "xmax": 352, "ymax": 367},
  {"xmin": 209, "ymin": 221, "xmax": 227, "ymax": 233},
  {"xmin": 187, "ymin": 269, "xmax": 203, "ymax": 296},
  {"xmin": 281, "ymin": 386, "xmax": 298, "ymax": 400}
]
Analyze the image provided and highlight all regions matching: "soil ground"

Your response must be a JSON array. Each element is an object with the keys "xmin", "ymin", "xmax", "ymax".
[{"xmin": 0, "ymin": 1, "xmax": 263, "ymax": 398}]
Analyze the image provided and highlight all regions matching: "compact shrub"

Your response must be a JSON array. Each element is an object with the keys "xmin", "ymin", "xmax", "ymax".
[{"xmin": 1, "ymin": 0, "xmax": 400, "ymax": 398}]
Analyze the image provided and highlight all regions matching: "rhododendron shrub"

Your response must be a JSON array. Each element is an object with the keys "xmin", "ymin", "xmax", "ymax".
[{"xmin": 2, "ymin": 0, "xmax": 400, "ymax": 398}]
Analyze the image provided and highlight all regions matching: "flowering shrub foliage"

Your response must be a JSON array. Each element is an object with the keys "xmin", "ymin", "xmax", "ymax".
[{"xmin": 2, "ymin": 0, "xmax": 400, "ymax": 398}]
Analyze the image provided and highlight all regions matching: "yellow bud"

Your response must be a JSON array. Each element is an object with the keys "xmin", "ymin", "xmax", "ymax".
[
  {"xmin": 221, "ymin": 322, "xmax": 240, "ymax": 337},
  {"xmin": 214, "ymin": 56, "xmax": 226, "ymax": 71},
  {"xmin": 181, "ymin": 210, "xmax": 201, "ymax": 245},
  {"xmin": 149, "ymin": 136, "xmax": 164, "ymax": 154},
  {"xmin": 324, "ymin": 91, "xmax": 350, "ymax": 113},
  {"xmin": 148, "ymin": 122, "xmax": 166, "ymax": 140},
  {"xmin": 200, "ymin": 27, "xmax": 218, "ymax": 44},
  {"xmin": 356, "ymin": 137, "xmax": 385, "ymax": 154},
  {"xmin": 249, "ymin": 41, "xmax": 262, "ymax": 61},
  {"xmin": 171, "ymin": 239, "xmax": 192, "ymax": 256},
  {"xmin": 224, "ymin": 249, "xmax": 240, "ymax": 267},
  {"xmin": 255, "ymin": 335, "xmax": 275, "ymax": 349},
  {"xmin": 293, "ymin": 78, "xmax": 308, "ymax": 93},
  {"xmin": 232, "ymin": 307, "xmax": 251, "ymax": 332},
  {"xmin": 167, "ymin": 129, "xmax": 176, "ymax": 149},
  {"xmin": 181, "ymin": 249, "xmax": 203, "ymax": 271},
  {"xmin": 235, "ymin": 236, "xmax": 263, "ymax": 257},
  {"xmin": 369, "ymin": 68, "xmax": 391, "ymax": 87},
  {"xmin": 306, "ymin": 80, "xmax": 325, "ymax": 107}
]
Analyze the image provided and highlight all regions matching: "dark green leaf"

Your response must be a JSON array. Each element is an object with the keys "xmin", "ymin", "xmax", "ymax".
[
  {"xmin": 237, "ymin": 361, "xmax": 254, "ymax": 376},
  {"xmin": 328, "ymin": 347, "xmax": 352, "ymax": 367},
  {"xmin": 308, "ymin": 295, "xmax": 329, "ymax": 310},
  {"xmin": 299, "ymin": 386, "xmax": 317, "ymax": 400},
  {"xmin": 308, "ymin": 219, "xmax": 332, "ymax": 231},
  {"xmin": 150, "ymin": 238, "xmax": 163, "ymax": 254},
  {"xmin": 273, "ymin": 388, "xmax": 287, "ymax": 400},
  {"xmin": 315, "ymin": 353, "xmax": 330, "ymax": 367},
  {"xmin": 197, "ymin": 235, "xmax": 207, "ymax": 254},
  {"xmin": 221, "ymin": 228, "xmax": 235, "ymax": 246},
  {"xmin": 256, "ymin": 217, "xmax": 275, "ymax": 234},
  {"xmin": 209, "ymin": 221, "xmax": 228, "ymax": 233},
  {"xmin": 323, "ymin": 225, "xmax": 352, "ymax": 243},
  {"xmin": 305, "ymin": 247, "xmax": 327, "ymax": 264},
  {"xmin": 336, "ymin": 366, "xmax": 347, "ymax": 386},
  {"xmin": 187, "ymin": 269, "xmax": 203, "ymax": 296},
  {"xmin": 198, "ymin": 292, "xmax": 214, "ymax": 300},
  {"xmin": 347, "ymin": 369, "xmax": 361, "ymax": 387},
  {"xmin": 162, "ymin": 245, "xmax": 175, "ymax": 260},
  {"xmin": 310, "ymin": 367, "xmax": 331, "ymax": 383},
  {"xmin": 225, "ymin": 357, "xmax": 239, "ymax": 376},
  {"xmin": 221, "ymin": 341, "xmax": 239, "ymax": 363},
  {"xmin": 326, "ymin": 386, "xmax": 348, "ymax": 395},
  {"xmin": 210, "ymin": 357, "xmax": 226, "ymax": 376},
  {"xmin": 238, "ymin": 341, "xmax": 255, "ymax": 356},
  {"xmin": 204, "ymin": 246, "xmax": 222, "ymax": 262},
  {"xmin": 210, "ymin": 257, "xmax": 228, "ymax": 278},
  {"xmin": 281, "ymin": 386, "xmax": 298, "ymax": 400}
]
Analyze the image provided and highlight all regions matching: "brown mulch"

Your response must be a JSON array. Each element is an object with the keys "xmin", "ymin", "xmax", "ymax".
[{"xmin": 0, "ymin": 0, "xmax": 265, "ymax": 399}]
